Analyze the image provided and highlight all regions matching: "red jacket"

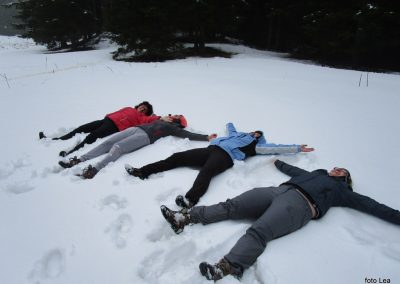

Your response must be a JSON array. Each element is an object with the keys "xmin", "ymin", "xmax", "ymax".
[{"xmin": 106, "ymin": 107, "xmax": 160, "ymax": 131}]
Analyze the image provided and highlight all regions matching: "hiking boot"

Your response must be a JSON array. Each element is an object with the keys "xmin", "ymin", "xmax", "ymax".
[
  {"xmin": 160, "ymin": 205, "xmax": 190, "ymax": 234},
  {"xmin": 80, "ymin": 165, "xmax": 98, "ymax": 179},
  {"xmin": 39, "ymin": 131, "xmax": 46, "ymax": 139},
  {"xmin": 199, "ymin": 259, "xmax": 237, "ymax": 281},
  {"xmin": 59, "ymin": 150, "xmax": 67, "ymax": 157},
  {"xmin": 125, "ymin": 164, "xmax": 145, "ymax": 180},
  {"xmin": 175, "ymin": 195, "xmax": 193, "ymax": 209},
  {"xmin": 59, "ymin": 156, "xmax": 81, "ymax": 168}
]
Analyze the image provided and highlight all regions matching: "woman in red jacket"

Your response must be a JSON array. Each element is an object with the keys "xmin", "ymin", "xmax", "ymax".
[{"xmin": 39, "ymin": 101, "xmax": 159, "ymax": 157}]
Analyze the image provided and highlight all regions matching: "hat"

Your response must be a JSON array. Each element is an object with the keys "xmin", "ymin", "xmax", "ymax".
[{"xmin": 178, "ymin": 115, "xmax": 187, "ymax": 128}]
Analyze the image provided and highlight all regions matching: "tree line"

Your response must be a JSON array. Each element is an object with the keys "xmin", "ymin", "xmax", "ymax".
[{"xmin": 11, "ymin": 0, "xmax": 400, "ymax": 71}]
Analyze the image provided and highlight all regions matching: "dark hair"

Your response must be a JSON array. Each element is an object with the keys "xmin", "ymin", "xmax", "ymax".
[
  {"xmin": 343, "ymin": 168, "xmax": 353, "ymax": 188},
  {"xmin": 135, "ymin": 101, "xmax": 154, "ymax": 116},
  {"xmin": 336, "ymin": 168, "xmax": 353, "ymax": 190},
  {"xmin": 254, "ymin": 130, "xmax": 264, "ymax": 137}
]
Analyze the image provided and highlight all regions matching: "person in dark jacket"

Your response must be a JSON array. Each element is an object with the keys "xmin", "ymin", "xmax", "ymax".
[
  {"xmin": 160, "ymin": 159, "xmax": 400, "ymax": 281},
  {"xmin": 59, "ymin": 115, "xmax": 217, "ymax": 179},
  {"xmin": 126, "ymin": 122, "xmax": 314, "ymax": 209},
  {"xmin": 39, "ymin": 101, "xmax": 160, "ymax": 157}
]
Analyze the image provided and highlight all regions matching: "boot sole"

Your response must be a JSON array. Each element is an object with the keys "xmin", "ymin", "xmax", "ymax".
[
  {"xmin": 59, "ymin": 161, "xmax": 72, "ymax": 168},
  {"xmin": 160, "ymin": 205, "xmax": 183, "ymax": 234},
  {"xmin": 199, "ymin": 262, "xmax": 213, "ymax": 280},
  {"xmin": 175, "ymin": 195, "xmax": 190, "ymax": 209}
]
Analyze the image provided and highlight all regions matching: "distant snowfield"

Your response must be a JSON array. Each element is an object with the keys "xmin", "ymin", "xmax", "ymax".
[{"xmin": 0, "ymin": 35, "xmax": 399, "ymax": 284}]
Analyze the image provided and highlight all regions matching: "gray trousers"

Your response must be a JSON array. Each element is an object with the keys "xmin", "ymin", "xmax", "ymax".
[
  {"xmin": 80, "ymin": 127, "xmax": 150, "ymax": 170},
  {"xmin": 190, "ymin": 186, "xmax": 313, "ymax": 272}
]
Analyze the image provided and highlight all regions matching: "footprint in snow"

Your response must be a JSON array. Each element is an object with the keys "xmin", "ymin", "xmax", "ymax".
[
  {"xmin": 4, "ymin": 181, "xmax": 35, "ymax": 194},
  {"xmin": 154, "ymin": 187, "xmax": 182, "ymax": 204},
  {"xmin": 146, "ymin": 222, "xmax": 175, "ymax": 243},
  {"xmin": 0, "ymin": 157, "xmax": 31, "ymax": 180},
  {"xmin": 28, "ymin": 248, "xmax": 65, "ymax": 281},
  {"xmin": 104, "ymin": 214, "xmax": 133, "ymax": 249},
  {"xmin": 100, "ymin": 194, "xmax": 128, "ymax": 210},
  {"xmin": 138, "ymin": 241, "xmax": 199, "ymax": 283}
]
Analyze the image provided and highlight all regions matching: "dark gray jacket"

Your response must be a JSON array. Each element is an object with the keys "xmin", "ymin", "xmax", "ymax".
[
  {"xmin": 275, "ymin": 160, "xmax": 400, "ymax": 225},
  {"xmin": 138, "ymin": 120, "xmax": 208, "ymax": 144}
]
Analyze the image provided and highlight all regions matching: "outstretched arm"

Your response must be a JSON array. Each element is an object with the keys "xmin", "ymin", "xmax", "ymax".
[
  {"xmin": 256, "ymin": 143, "xmax": 314, "ymax": 155},
  {"xmin": 274, "ymin": 159, "xmax": 310, "ymax": 177},
  {"xmin": 173, "ymin": 128, "xmax": 210, "ymax": 141},
  {"xmin": 226, "ymin": 123, "xmax": 237, "ymax": 136},
  {"xmin": 344, "ymin": 191, "xmax": 400, "ymax": 225}
]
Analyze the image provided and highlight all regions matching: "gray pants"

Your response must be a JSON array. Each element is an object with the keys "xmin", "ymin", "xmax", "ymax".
[
  {"xmin": 80, "ymin": 127, "xmax": 150, "ymax": 170},
  {"xmin": 190, "ymin": 186, "xmax": 313, "ymax": 272}
]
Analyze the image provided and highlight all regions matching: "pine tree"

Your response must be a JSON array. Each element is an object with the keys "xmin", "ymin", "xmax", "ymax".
[
  {"xmin": 106, "ymin": 0, "xmax": 181, "ymax": 61},
  {"xmin": 14, "ymin": 0, "xmax": 103, "ymax": 51}
]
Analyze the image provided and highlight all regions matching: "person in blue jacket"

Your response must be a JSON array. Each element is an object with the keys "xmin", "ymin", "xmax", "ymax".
[
  {"xmin": 126, "ymin": 123, "xmax": 314, "ymax": 208},
  {"xmin": 160, "ymin": 159, "xmax": 400, "ymax": 281}
]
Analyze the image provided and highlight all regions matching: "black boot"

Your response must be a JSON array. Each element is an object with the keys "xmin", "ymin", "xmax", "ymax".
[
  {"xmin": 59, "ymin": 156, "xmax": 81, "ymax": 168},
  {"xmin": 125, "ymin": 164, "xmax": 146, "ymax": 180},
  {"xmin": 39, "ymin": 132, "xmax": 46, "ymax": 139},
  {"xmin": 199, "ymin": 258, "xmax": 238, "ymax": 281},
  {"xmin": 59, "ymin": 150, "xmax": 68, "ymax": 157},
  {"xmin": 175, "ymin": 195, "xmax": 193, "ymax": 209},
  {"xmin": 160, "ymin": 205, "xmax": 190, "ymax": 234},
  {"xmin": 79, "ymin": 165, "xmax": 98, "ymax": 179}
]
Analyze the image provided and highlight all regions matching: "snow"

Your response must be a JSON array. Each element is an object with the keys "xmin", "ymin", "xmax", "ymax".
[{"xmin": 0, "ymin": 35, "xmax": 399, "ymax": 284}]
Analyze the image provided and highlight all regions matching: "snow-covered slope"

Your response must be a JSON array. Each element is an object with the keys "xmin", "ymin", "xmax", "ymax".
[{"xmin": 0, "ymin": 35, "xmax": 399, "ymax": 284}]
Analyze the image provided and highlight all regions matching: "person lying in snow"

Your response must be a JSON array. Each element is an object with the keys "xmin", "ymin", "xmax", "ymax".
[
  {"xmin": 58, "ymin": 115, "xmax": 217, "ymax": 179},
  {"xmin": 126, "ymin": 122, "xmax": 314, "ymax": 208},
  {"xmin": 160, "ymin": 159, "xmax": 400, "ymax": 281},
  {"xmin": 39, "ymin": 101, "xmax": 160, "ymax": 157}
]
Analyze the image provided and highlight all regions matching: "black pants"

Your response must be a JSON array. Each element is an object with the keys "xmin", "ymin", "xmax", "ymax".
[
  {"xmin": 56, "ymin": 118, "xmax": 119, "ymax": 155},
  {"xmin": 140, "ymin": 145, "xmax": 234, "ymax": 204}
]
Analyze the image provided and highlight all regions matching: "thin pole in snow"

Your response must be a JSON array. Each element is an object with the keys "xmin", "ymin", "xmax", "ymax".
[
  {"xmin": 1, "ymin": 73, "xmax": 10, "ymax": 88},
  {"xmin": 367, "ymin": 72, "xmax": 369, "ymax": 87},
  {"xmin": 359, "ymin": 73, "xmax": 363, "ymax": 87}
]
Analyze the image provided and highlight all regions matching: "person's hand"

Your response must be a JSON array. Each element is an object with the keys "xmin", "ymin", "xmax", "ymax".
[
  {"xmin": 160, "ymin": 116, "xmax": 173, "ymax": 122},
  {"xmin": 300, "ymin": 144, "xmax": 315, "ymax": 152},
  {"xmin": 208, "ymin": 134, "xmax": 217, "ymax": 141}
]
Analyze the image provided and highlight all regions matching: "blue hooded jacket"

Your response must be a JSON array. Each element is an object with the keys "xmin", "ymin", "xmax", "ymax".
[{"xmin": 210, "ymin": 123, "xmax": 301, "ymax": 161}]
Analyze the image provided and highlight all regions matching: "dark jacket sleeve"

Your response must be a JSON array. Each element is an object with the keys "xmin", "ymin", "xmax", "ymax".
[
  {"xmin": 274, "ymin": 160, "xmax": 310, "ymax": 177},
  {"xmin": 344, "ymin": 191, "xmax": 400, "ymax": 225},
  {"xmin": 173, "ymin": 128, "xmax": 209, "ymax": 141}
]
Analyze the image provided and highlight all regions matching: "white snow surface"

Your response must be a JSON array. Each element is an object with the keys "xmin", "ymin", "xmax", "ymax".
[{"xmin": 0, "ymin": 35, "xmax": 399, "ymax": 284}]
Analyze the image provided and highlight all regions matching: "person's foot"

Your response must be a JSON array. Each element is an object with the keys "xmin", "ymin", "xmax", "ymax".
[
  {"xmin": 59, "ymin": 151, "xmax": 67, "ymax": 157},
  {"xmin": 199, "ymin": 259, "xmax": 237, "ymax": 281},
  {"xmin": 79, "ymin": 165, "xmax": 98, "ymax": 179},
  {"xmin": 175, "ymin": 195, "xmax": 193, "ymax": 209},
  {"xmin": 125, "ymin": 164, "xmax": 145, "ymax": 180},
  {"xmin": 39, "ymin": 131, "xmax": 46, "ymax": 139},
  {"xmin": 59, "ymin": 156, "xmax": 81, "ymax": 168},
  {"xmin": 160, "ymin": 205, "xmax": 190, "ymax": 234}
]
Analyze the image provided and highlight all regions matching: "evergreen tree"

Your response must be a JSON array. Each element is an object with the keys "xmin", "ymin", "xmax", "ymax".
[
  {"xmin": 14, "ymin": 0, "xmax": 103, "ymax": 51},
  {"xmin": 352, "ymin": 0, "xmax": 400, "ymax": 70},
  {"xmin": 177, "ymin": 0, "xmax": 239, "ymax": 49},
  {"xmin": 106, "ymin": 0, "xmax": 181, "ymax": 61}
]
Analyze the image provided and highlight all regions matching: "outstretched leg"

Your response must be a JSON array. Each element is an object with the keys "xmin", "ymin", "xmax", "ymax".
[
  {"xmin": 54, "ymin": 119, "xmax": 104, "ymax": 140},
  {"xmin": 185, "ymin": 146, "xmax": 233, "ymax": 205},
  {"xmin": 139, "ymin": 147, "xmax": 211, "ymax": 178},
  {"xmin": 63, "ymin": 118, "xmax": 118, "ymax": 156},
  {"xmin": 92, "ymin": 128, "xmax": 150, "ymax": 171},
  {"xmin": 224, "ymin": 188, "xmax": 312, "ymax": 271},
  {"xmin": 190, "ymin": 186, "xmax": 284, "ymax": 224}
]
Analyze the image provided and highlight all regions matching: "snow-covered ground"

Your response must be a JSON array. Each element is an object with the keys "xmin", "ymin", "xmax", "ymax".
[{"xmin": 0, "ymin": 35, "xmax": 399, "ymax": 284}]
